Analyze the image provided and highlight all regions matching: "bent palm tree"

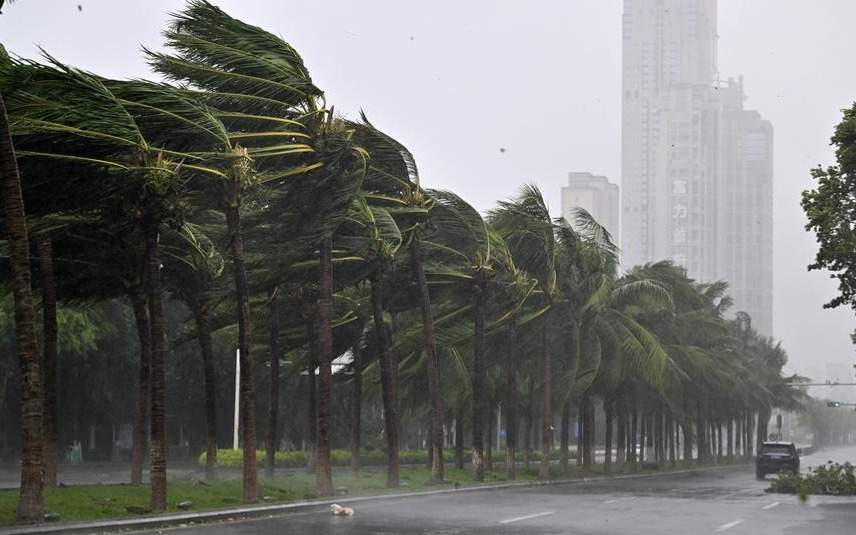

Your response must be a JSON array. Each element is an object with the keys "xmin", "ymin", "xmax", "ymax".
[
  {"xmin": 0, "ymin": 42, "xmax": 43, "ymax": 522},
  {"xmin": 2, "ymin": 55, "xmax": 231, "ymax": 511}
]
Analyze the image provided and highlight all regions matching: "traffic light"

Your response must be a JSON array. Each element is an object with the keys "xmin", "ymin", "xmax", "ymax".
[{"xmin": 827, "ymin": 401, "xmax": 842, "ymax": 408}]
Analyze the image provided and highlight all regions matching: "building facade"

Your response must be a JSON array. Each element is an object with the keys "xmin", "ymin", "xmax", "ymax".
[
  {"xmin": 561, "ymin": 172, "xmax": 620, "ymax": 241},
  {"xmin": 717, "ymin": 78, "xmax": 774, "ymax": 335},
  {"xmin": 621, "ymin": 0, "xmax": 773, "ymax": 334}
]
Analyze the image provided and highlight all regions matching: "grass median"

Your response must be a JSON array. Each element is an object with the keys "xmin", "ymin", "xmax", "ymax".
[{"xmin": 0, "ymin": 466, "xmax": 542, "ymax": 526}]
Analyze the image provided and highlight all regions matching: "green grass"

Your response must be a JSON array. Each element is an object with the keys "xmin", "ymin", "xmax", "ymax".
[{"xmin": 0, "ymin": 466, "xmax": 538, "ymax": 526}]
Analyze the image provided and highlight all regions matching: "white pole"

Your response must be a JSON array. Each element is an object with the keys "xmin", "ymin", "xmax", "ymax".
[{"xmin": 233, "ymin": 349, "xmax": 240, "ymax": 450}]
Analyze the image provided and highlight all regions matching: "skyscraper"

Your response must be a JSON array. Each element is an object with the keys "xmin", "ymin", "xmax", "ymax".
[
  {"xmin": 717, "ymin": 78, "xmax": 774, "ymax": 335},
  {"xmin": 561, "ymin": 172, "xmax": 620, "ymax": 241},
  {"xmin": 621, "ymin": 0, "xmax": 774, "ymax": 334}
]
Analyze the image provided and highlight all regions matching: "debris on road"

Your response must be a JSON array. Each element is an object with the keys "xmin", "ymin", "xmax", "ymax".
[{"xmin": 330, "ymin": 503, "xmax": 354, "ymax": 516}]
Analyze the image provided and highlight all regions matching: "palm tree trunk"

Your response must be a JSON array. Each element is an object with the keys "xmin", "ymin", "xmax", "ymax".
[
  {"xmin": 454, "ymin": 409, "xmax": 464, "ymax": 469},
  {"xmin": 305, "ymin": 356, "xmax": 317, "ymax": 472},
  {"xmin": 682, "ymin": 420, "xmax": 693, "ymax": 463},
  {"xmin": 667, "ymin": 413, "xmax": 676, "ymax": 466},
  {"xmin": 584, "ymin": 396, "xmax": 594, "ymax": 469},
  {"xmin": 411, "ymin": 238, "xmax": 444, "ymax": 482},
  {"xmin": 630, "ymin": 407, "xmax": 638, "ymax": 466},
  {"xmin": 372, "ymin": 268, "xmax": 400, "ymax": 488},
  {"xmin": 747, "ymin": 411, "xmax": 755, "ymax": 459},
  {"xmin": 504, "ymin": 319, "xmax": 517, "ymax": 479},
  {"xmin": 145, "ymin": 223, "xmax": 167, "ymax": 513},
  {"xmin": 3, "ymin": 88, "xmax": 45, "ymax": 520},
  {"xmin": 539, "ymin": 323, "xmax": 552, "ymax": 480},
  {"xmin": 265, "ymin": 289, "xmax": 280, "ymax": 479},
  {"xmin": 576, "ymin": 403, "xmax": 584, "ymax": 465},
  {"xmin": 727, "ymin": 418, "xmax": 734, "ymax": 460},
  {"xmin": 717, "ymin": 420, "xmax": 724, "ymax": 462},
  {"xmin": 129, "ymin": 289, "xmax": 151, "ymax": 485},
  {"xmin": 192, "ymin": 297, "xmax": 218, "ymax": 481},
  {"xmin": 223, "ymin": 188, "xmax": 257, "ymax": 503},
  {"xmin": 471, "ymin": 281, "xmax": 486, "ymax": 482},
  {"xmin": 524, "ymin": 385, "xmax": 533, "ymax": 471},
  {"xmin": 616, "ymin": 401, "xmax": 626, "ymax": 467},
  {"xmin": 676, "ymin": 422, "xmax": 682, "ymax": 462},
  {"xmin": 604, "ymin": 400, "xmax": 613, "ymax": 473},
  {"xmin": 426, "ymin": 424, "xmax": 433, "ymax": 469},
  {"xmin": 486, "ymin": 400, "xmax": 494, "ymax": 472},
  {"xmin": 38, "ymin": 239, "xmax": 58, "ymax": 488},
  {"xmin": 695, "ymin": 401, "xmax": 705, "ymax": 465},
  {"xmin": 560, "ymin": 400, "xmax": 570, "ymax": 474},
  {"xmin": 316, "ymin": 238, "xmax": 335, "ymax": 496},
  {"xmin": 350, "ymin": 328, "xmax": 362, "ymax": 475},
  {"xmin": 757, "ymin": 410, "xmax": 768, "ymax": 448}
]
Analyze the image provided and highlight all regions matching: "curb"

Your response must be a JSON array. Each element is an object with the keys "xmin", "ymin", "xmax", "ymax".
[{"xmin": 0, "ymin": 463, "xmax": 751, "ymax": 535}]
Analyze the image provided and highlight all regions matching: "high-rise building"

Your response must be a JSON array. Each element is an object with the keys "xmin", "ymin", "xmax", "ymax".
[
  {"xmin": 620, "ymin": 0, "xmax": 774, "ymax": 334},
  {"xmin": 561, "ymin": 172, "xmax": 620, "ymax": 241},
  {"xmin": 717, "ymin": 78, "xmax": 773, "ymax": 335}
]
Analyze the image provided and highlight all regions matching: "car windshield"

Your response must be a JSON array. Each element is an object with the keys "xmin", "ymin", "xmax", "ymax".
[{"xmin": 762, "ymin": 445, "xmax": 792, "ymax": 455}]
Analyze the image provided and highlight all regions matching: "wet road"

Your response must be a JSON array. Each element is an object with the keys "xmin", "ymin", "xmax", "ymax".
[{"xmin": 132, "ymin": 446, "xmax": 856, "ymax": 535}]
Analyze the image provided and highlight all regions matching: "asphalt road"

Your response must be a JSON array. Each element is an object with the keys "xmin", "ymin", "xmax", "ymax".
[{"xmin": 128, "ymin": 446, "xmax": 856, "ymax": 535}]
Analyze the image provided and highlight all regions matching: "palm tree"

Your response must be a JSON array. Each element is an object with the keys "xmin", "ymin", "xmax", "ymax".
[
  {"xmin": 489, "ymin": 185, "xmax": 560, "ymax": 480},
  {"xmin": 2, "ymin": 55, "xmax": 231, "ymax": 511},
  {"xmin": 0, "ymin": 43, "xmax": 44, "ymax": 521},
  {"xmin": 266, "ymin": 286, "xmax": 281, "ymax": 478},
  {"xmin": 351, "ymin": 116, "xmax": 444, "ymax": 482},
  {"xmin": 425, "ymin": 190, "xmax": 501, "ymax": 481},
  {"xmin": 36, "ymin": 239, "xmax": 58, "ymax": 487},
  {"xmin": 149, "ymin": 0, "xmax": 324, "ymax": 501},
  {"xmin": 336, "ymin": 196, "xmax": 403, "ymax": 486},
  {"xmin": 151, "ymin": 1, "xmax": 374, "ymax": 498},
  {"xmin": 162, "ymin": 222, "xmax": 225, "ymax": 481}
]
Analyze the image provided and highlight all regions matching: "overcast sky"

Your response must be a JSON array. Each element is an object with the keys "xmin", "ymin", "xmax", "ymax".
[{"xmin": 2, "ymin": 1, "xmax": 855, "ymax": 383}]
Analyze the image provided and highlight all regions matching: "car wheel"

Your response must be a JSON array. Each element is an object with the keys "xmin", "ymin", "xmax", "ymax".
[{"xmin": 755, "ymin": 469, "xmax": 765, "ymax": 481}]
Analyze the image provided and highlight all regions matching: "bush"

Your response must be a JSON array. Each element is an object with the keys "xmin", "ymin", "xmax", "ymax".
[
  {"xmin": 198, "ymin": 447, "xmax": 566, "ymax": 469},
  {"xmin": 768, "ymin": 462, "xmax": 856, "ymax": 497},
  {"xmin": 200, "ymin": 448, "xmax": 421, "ymax": 469}
]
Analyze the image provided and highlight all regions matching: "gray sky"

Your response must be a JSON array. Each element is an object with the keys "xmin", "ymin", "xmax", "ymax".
[{"xmin": 2, "ymin": 0, "xmax": 855, "ymax": 382}]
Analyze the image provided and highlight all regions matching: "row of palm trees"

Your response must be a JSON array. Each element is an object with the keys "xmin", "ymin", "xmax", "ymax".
[{"xmin": 0, "ymin": 1, "xmax": 801, "ymax": 522}]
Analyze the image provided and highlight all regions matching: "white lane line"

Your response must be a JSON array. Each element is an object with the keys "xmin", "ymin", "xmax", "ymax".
[
  {"xmin": 604, "ymin": 497, "xmax": 636, "ymax": 504},
  {"xmin": 714, "ymin": 519, "xmax": 744, "ymax": 532},
  {"xmin": 762, "ymin": 501, "xmax": 780, "ymax": 510},
  {"xmin": 499, "ymin": 511, "xmax": 555, "ymax": 524}
]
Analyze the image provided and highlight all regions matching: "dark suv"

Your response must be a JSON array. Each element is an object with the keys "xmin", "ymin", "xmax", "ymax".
[{"xmin": 755, "ymin": 441, "xmax": 800, "ymax": 480}]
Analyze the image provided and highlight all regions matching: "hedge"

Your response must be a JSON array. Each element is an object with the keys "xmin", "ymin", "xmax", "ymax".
[{"xmin": 199, "ymin": 448, "xmax": 566, "ymax": 469}]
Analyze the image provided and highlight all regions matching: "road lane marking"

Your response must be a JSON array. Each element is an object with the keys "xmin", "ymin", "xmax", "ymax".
[
  {"xmin": 499, "ymin": 511, "xmax": 555, "ymax": 524},
  {"xmin": 604, "ymin": 497, "xmax": 636, "ymax": 504},
  {"xmin": 762, "ymin": 501, "xmax": 780, "ymax": 510},
  {"xmin": 714, "ymin": 519, "xmax": 744, "ymax": 532}
]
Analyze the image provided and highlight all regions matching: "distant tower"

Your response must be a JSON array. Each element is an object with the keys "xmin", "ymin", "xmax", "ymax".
[
  {"xmin": 717, "ymin": 78, "xmax": 773, "ymax": 336},
  {"xmin": 620, "ymin": 0, "xmax": 773, "ymax": 334},
  {"xmin": 561, "ymin": 172, "xmax": 620, "ymax": 242},
  {"xmin": 621, "ymin": 0, "xmax": 720, "ymax": 280}
]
